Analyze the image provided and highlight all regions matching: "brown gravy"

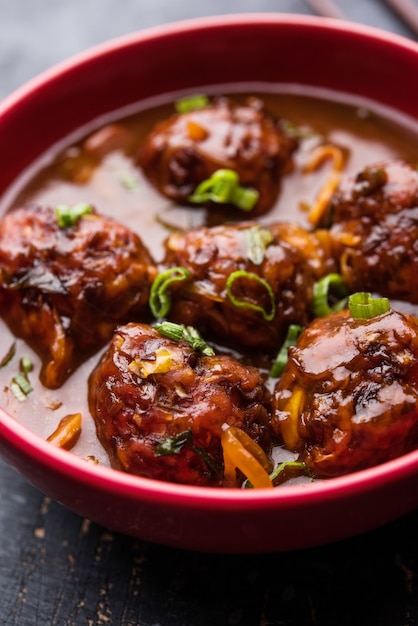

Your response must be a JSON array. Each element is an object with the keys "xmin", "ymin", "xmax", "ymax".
[{"xmin": 1, "ymin": 85, "xmax": 418, "ymax": 472}]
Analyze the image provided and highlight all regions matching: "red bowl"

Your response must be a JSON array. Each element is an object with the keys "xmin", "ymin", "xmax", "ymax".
[{"xmin": 1, "ymin": 14, "xmax": 418, "ymax": 553}]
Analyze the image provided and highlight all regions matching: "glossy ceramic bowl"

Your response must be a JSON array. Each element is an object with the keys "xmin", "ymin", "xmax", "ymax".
[{"xmin": 1, "ymin": 14, "xmax": 418, "ymax": 554}]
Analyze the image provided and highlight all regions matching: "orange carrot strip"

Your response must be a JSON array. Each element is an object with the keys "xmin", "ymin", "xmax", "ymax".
[
  {"xmin": 304, "ymin": 144, "xmax": 346, "ymax": 226},
  {"xmin": 47, "ymin": 412, "xmax": 82, "ymax": 450},
  {"xmin": 221, "ymin": 425, "xmax": 273, "ymax": 489}
]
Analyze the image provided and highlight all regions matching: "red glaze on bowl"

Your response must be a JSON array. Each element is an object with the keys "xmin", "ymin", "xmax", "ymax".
[{"xmin": 1, "ymin": 14, "xmax": 418, "ymax": 553}]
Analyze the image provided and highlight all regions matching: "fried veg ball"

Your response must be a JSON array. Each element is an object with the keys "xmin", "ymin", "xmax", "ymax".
[
  {"xmin": 159, "ymin": 221, "xmax": 335, "ymax": 352},
  {"xmin": 326, "ymin": 160, "xmax": 418, "ymax": 303},
  {"xmin": 139, "ymin": 96, "xmax": 297, "ymax": 217},
  {"xmin": 0, "ymin": 205, "xmax": 157, "ymax": 388},
  {"xmin": 88, "ymin": 323, "xmax": 272, "ymax": 487},
  {"xmin": 271, "ymin": 308, "xmax": 418, "ymax": 477}
]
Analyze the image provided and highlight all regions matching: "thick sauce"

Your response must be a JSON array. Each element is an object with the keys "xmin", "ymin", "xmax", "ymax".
[{"xmin": 1, "ymin": 85, "xmax": 418, "ymax": 472}]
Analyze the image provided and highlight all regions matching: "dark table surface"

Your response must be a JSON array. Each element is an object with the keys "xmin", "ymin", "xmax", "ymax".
[{"xmin": 2, "ymin": 1, "xmax": 418, "ymax": 624}]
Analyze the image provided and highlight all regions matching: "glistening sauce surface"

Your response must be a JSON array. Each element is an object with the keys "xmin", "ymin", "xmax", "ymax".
[{"xmin": 1, "ymin": 86, "xmax": 418, "ymax": 473}]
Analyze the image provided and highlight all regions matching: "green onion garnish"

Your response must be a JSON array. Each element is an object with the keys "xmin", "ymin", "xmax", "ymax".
[
  {"xmin": 10, "ymin": 382, "xmax": 28, "ymax": 402},
  {"xmin": 119, "ymin": 171, "xmax": 140, "ymax": 191},
  {"xmin": 154, "ymin": 321, "xmax": 215, "ymax": 356},
  {"xmin": 244, "ymin": 226, "xmax": 273, "ymax": 266},
  {"xmin": 348, "ymin": 292, "xmax": 391, "ymax": 319},
  {"xmin": 154, "ymin": 429, "xmax": 221, "ymax": 478},
  {"xmin": 11, "ymin": 373, "xmax": 33, "ymax": 400},
  {"xmin": 0, "ymin": 342, "xmax": 16, "ymax": 368},
  {"xmin": 312, "ymin": 273, "xmax": 349, "ymax": 317},
  {"xmin": 244, "ymin": 460, "xmax": 311, "ymax": 488},
  {"xmin": 226, "ymin": 271, "xmax": 275, "ymax": 321},
  {"xmin": 175, "ymin": 94, "xmax": 209, "ymax": 114},
  {"xmin": 55, "ymin": 202, "xmax": 93, "ymax": 228},
  {"xmin": 189, "ymin": 169, "xmax": 259, "ymax": 212},
  {"xmin": 269, "ymin": 324, "xmax": 302, "ymax": 378},
  {"xmin": 149, "ymin": 267, "xmax": 191, "ymax": 319},
  {"xmin": 10, "ymin": 355, "xmax": 34, "ymax": 401},
  {"xmin": 20, "ymin": 356, "xmax": 33, "ymax": 375},
  {"xmin": 155, "ymin": 430, "xmax": 193, "ymax": 456},
  {"xmin": 269, "ymin": 460, "xmax": 313, "ymax": 484}
]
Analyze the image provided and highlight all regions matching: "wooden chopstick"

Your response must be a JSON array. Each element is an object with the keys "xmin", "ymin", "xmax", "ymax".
[
  {"xmin": 383, "ymin": 0, "xmax": 418, "ymax": 37},
  {"xmin": 303, "ymin": 0, "xmax": 347, "ymax": 19},
  {"xmin": 305, "ymin": 0, "xmax": 418, "ymax": 39}
]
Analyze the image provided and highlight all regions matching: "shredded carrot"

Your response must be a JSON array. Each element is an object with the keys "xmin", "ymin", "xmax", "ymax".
[
  {"xmin": 47, "ymin": 412, "xmax": 82, "ymax": 450},
  {"xmin": 221, "ymin": 425, "xmax": 273, "ymax": 489},
  {"xmin": 43, "ymin": 308, "xmax": 68, "ymax": 389},
  {"xmin": 304, "ymin": 144, "xmax": 346, "ymax": 226},
  {"xmin": 187, "ymin": 120, "xmax": 208, "ymax": 141},
  {"xmin": 281, "ymin": 388, "xmax": 305, "ymax": 450}
]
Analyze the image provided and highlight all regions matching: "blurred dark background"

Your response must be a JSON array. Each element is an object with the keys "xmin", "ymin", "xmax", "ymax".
[{"xmin": 0, "ymin": 0, "xmax": 416, "ymax": 101}]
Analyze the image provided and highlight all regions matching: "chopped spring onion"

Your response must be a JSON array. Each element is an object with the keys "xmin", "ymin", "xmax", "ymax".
[
  {"xmin": 10, "ymin": 355, "xmax": 34, "ymax": 401},
  {"xmin": 149, "ymin": 267, "xmax": 191, "ymax": 318},
  {"xmin": 312, "ymin": 273, "xmax": 349, "ymax": 317},
  {"xmin": 20, "ymin": 356, "xmax": 33, "ymax": 375},
  {"xmin": 348, "ymin": 292, "xmax": 391, "ymax": 319},
  {"xmin": 0, "ymin": 342, "xmax": 16, "ymax": 368},
  {"xmin": 175, "ymin": 94, "xmax": 209, "ymax": 114},
  {"xmin": 221, "ymin": 425, "xmax": 273, "ymax": 489},
  {"xmin": 269, "ymin": 324, "xmax": 303, "ymax": 378},
  {"xmin": 155, "ymin": 430, "xmax": 193, "ymax": 456},
  {"xmin": 155, "ymin": 430, "xmax": 222, "ymax": 479},
  {"xmin": 244, "ymin": 226, "xmax": 273, "ymax": 265},
  {"xmin": 226, "ymin": 270, "xmax": 275, "ymax": 321},
  {"xmin": 11, "ymin": 373, "xmax": 33, "ymax": 400},
  {"xmin": 269, "ymin": 460, "xmax": 313, "ymax": 484},
  {"xmin": 10, "ymin": 382, "xmax": 28, "ymax": 402},
  {"xmin": 189, "ymin": 169, "xmax": 259, "ymax": 211},
  {"xmin": 154, "ymin": 321, "xmax": 215, "ymax": 356},
  {"xmin": 119, "ymin": 171, "xmax": 140, "ymax": 191},
  {"xmin": 55, "ymin": 202, "xmax": 93, "ymax": 228}
]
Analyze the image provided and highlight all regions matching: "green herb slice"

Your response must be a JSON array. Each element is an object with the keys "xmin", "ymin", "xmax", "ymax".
[
  {"xmin": 149, "ymin": 267, "xmax": 191, "ymax": 319},
  {"xmin": 244, "ymin": 226, "xmax": 273, "ymax": 265},
  {"xmin": 175, "ymin": 94, "xmax": 209, "ymax": 114},
  {"xmin": 154, "ymin": 321, "xmax": 215, "ymax": 356},
  {"xmin": 269, "ymin": 324, "xmax": 303, "ymax": 378},
  {"xmin": 269, "ymin": 460, "xmax": 313, "ymax": 484},
  {"xmin": 55, "ymin": 202, "xmax": 93, "ymax": 228},
  {"xmin": 155, "ymin": 430, "xmax": 193, "ymax": 456},
  {"xmin": 226, "ymin": 270, "xmax": 275, "ymax": 321},
  {"xmin": 0, "ymin": 342, "xmax": 16, "ymax": 368},
  {"xmin": 12, "ymin": 374, "xmax": 33, "ymax": 400},
  {"xmin": 189, "ymin": 169, "xmax": 259, "ymax": 211},
  {"xmin": 348, "ymin": 292, "xmax": 390, "ymax": 319},
  {"xmin": 312, "ymin": 273, "xmax": 349, "ymax": 317},
  {"xmin": 20, "ymin": 356, "xmax": 33, "ymax": 375}
]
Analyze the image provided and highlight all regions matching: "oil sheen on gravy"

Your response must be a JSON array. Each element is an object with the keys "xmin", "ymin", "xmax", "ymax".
[{"xmin": 1, "ymin": 84, "xmax": 418, "ymax": 471}]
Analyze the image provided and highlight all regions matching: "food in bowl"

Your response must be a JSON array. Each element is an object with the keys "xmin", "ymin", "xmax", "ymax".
[
  {"xmin": 139, "ymin": 95, "xmax": 297, "ymax": 216},
  {"xmin": 3, "ymin": 14, "xmax": 418, "ymax": 553},
  {"xmin": 272, "ymin": 306, "xmax": 418, "ymax": 477},
  {"xmin": 1, "ymin": 78, "xmax": 418, "ymax": 490},
  {"xmin": 88, "ymin": 322, "xmax": 272, "ymax": 487},
  {"xmin": 0, "ymin": 203, "xmax": 157, "ymax": 389}
]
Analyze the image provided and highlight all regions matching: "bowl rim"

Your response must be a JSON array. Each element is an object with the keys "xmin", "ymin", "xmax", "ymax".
[
  {"xmin": 2, "ymin": 11, "xmax": 418, "ymax": 116},
  {"xmin": 3, "ymin": 399, "xmax": 418, "ymax": 511},
  {"xmin": 2, "ymin": 12, "xmax": 418, "ymax": 512}
]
